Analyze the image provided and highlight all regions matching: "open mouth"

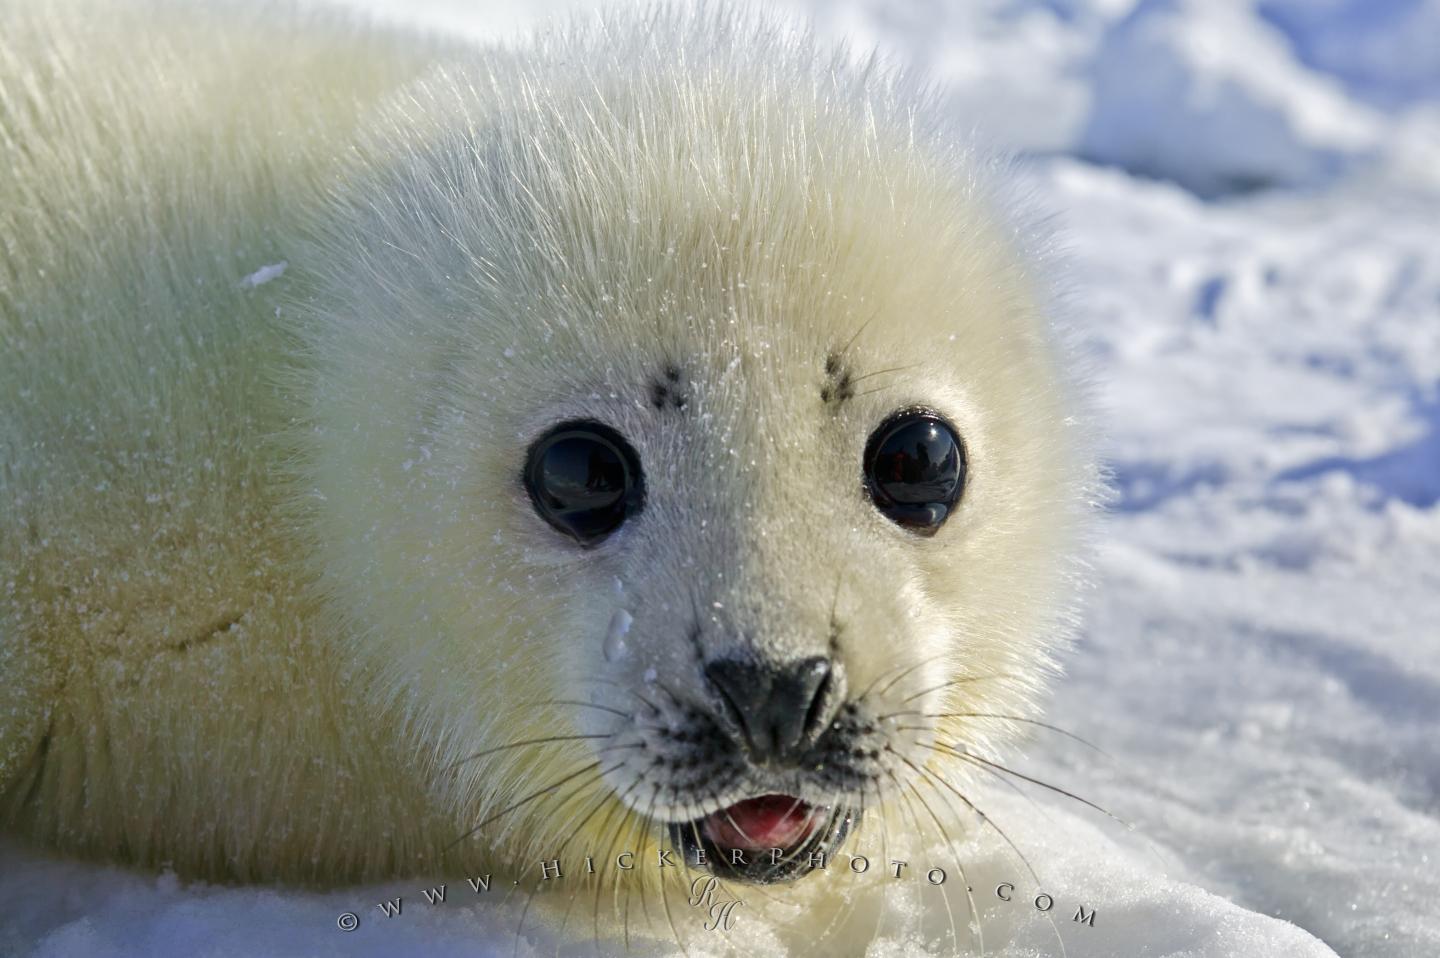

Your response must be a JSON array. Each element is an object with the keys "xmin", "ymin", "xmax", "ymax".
[{"xmin": 669, "ymin": 794, "xmax": 858, "ymax": 884}]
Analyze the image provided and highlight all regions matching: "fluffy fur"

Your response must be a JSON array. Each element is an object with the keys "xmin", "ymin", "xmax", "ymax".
[{"xmin": 0, "ymin": 0, "xmax": 1095, "ymax": 943}]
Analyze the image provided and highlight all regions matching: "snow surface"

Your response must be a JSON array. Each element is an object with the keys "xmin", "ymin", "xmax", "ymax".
[
  {"xmin": 239, "ymin": 261, "xmax": 289, "ymax": 289},
  {"xmin": 4, "ymin": 1, "xmax": 1438, "ymax": 956}
]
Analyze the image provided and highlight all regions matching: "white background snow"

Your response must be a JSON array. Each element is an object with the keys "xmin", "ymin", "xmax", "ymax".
[{"xmin": 3, "ymin": 1, "xmax": 1437, "ymax": 956}]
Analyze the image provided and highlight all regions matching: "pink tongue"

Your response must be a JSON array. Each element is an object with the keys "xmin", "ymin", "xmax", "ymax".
[{"xmin": 702, "ymin": 795, "xmax": 818, "ymax": 851}]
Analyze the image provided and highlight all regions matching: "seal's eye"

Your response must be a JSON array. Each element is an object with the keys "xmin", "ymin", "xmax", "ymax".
[
  {"xmin": 863, "ymin": 411, "xmax": 966, "ymax": 534},
  {"xmin": 524, "ymin": 421, "xmax": 644, "ymax": 545}
]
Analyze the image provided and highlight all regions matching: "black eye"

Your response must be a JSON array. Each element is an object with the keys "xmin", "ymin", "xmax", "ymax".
[
  {"xmin": 524, "ymin": 420, "xmax": 644, "ymax": 545},
  {"xmin": 863, "ymin": 411, "xmax": 966, "ymax": 534}
]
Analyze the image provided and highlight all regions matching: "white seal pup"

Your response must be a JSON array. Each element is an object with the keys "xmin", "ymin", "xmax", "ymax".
[{"xmin": 0, "ymin": 0, "xmax": 1096, "ymax": 946}]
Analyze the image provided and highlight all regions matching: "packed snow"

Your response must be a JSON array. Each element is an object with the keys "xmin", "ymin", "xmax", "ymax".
[
  {"xmin": 3, "ymin": 0, "xmax": 1437, "ymax": 956},
  {"xmin": 239, "ymin": 261, "xmax": 289, "ymax": 289}
]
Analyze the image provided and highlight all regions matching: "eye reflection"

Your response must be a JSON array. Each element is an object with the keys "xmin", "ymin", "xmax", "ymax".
[
  {"xmin": 864, "ymin": 412, "xmax": 966, "ymax": 533},
  {"xmin": 524, "ymin": 422, "xmax": 643, "ymax": 545}
]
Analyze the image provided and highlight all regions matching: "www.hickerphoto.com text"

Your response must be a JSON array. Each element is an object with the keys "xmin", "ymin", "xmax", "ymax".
[{"xmin": 341, "ymin": 847, "xmax": 1101, "ymax": 934}]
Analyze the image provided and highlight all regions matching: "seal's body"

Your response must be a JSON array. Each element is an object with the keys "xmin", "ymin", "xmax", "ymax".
[
  {"xmin": 0, "ymin": 0, "xmax": 461, "ymax": 880},
  {"xmin": 0, "ymin": 0, "xmax": 1094, "ymax": 935}
]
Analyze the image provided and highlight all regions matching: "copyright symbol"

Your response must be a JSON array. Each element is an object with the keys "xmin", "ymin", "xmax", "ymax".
[{"xmin": 337, "ymin": 912, "xmax": 359, "ymax": 932}]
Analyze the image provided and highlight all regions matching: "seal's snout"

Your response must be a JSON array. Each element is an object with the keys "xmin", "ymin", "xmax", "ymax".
[
  {"xmin": 704, "ymin": 655, "xmax": 842, "ymax": 763},
  {"xmin": 639, "ymin": 652, "xmax": 867, "ymax": 884}
]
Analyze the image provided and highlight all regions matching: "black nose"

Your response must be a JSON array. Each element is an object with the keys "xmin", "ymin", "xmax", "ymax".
[{"xmin": 704, "ymin": 656, "xmax": 837, "ymax": 763}]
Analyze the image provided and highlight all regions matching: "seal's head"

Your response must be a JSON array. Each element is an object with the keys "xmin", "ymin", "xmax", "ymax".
[{"xmin": 296, "ymin": 10, "xmax": 1093, "ymax": 885}]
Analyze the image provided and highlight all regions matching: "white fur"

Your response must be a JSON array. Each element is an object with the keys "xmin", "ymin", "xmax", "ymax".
[{"xmin": 0, "ymin": 0, "xmax": 1096, "ymax": 941}]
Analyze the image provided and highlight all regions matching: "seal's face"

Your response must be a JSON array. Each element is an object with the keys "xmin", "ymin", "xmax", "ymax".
[
  {"xmin": 300, "ymin": 38, "xmax": 1089, "ymax": 887},
  {"xmin": 518, "ymin": 402, "xmax": 969, "ymax": 883},
  {"xmin": 470, "ymin": 183, "xmax": 1085, "ymax": 881}
]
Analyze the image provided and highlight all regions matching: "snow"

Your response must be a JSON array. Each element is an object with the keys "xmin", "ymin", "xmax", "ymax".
[
  {"xmin": 1077, "ymin": 0, "xmax": 1384, "ymax": 197},
  {"xmin": 1258, "ymin": 0, "xmax": 1440, "ymax": 109},
  {"xmin": 1029, "ymin": 161, "xmax": 1440, "ymax": 957},
  {"xmin": 4, "ymin": 0, "xmax": 1438, "ymax": 956},
  {"xmin": 239, "ymin": 260, "xmax": 288, "ymax": 289}
]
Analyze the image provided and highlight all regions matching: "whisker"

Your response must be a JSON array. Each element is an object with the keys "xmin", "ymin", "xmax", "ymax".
[
  {"xmin": 881, "ymin": 765, "xmax": 966, "ymax": 953},
  {"xmin": 899, "ymin": 673, "xmax": 1018, "ymax": 705},
  {"xmin": 620, "ymin": 786, "xmax": 657, "ymax": 951},
  {"xmin": 855, "ymin": 657, "xmax": 923, "ymax": 705},
  {"xmin": 548, "ymin": 783, "xmax": 625, "ymax": 952},
  {"xmin": 593, "ymin": 741, "xmax": 646, "ymax": 756},
  {"xmin": 718, "ymin": 805, "xmax": 761, "ymax": 849},
  {"xmin": 657, "ymin": 819, "xmax": 691, "ymax": 958},
  {"xmin": 626, "ymin": 785, "xmax": 661, "ymax": 947},
  {"xmin": 444, "ymin": 734, "xmax": 611, "ymax": 773},
  {"xmin": 804, "ymin": 787, "xmax": 870, "ymax": 951},
  {"xmin": 943, "ymin": 745, "xmax": 1058, "ymax": 827},
  {"xmin": 868, "ymin": 774, "xmax": 897, "ymax": 946},
  {"xmin": 600, "ymin": 804, "xmax": 638, "ymax": 951},
  {"xmin": 897, "ymin": 750, "xmax": 1042, "ymax": 885},
  {"xmin": 838, "ymin": 312, "xmax": 878, "ymax": 356},
  {"xmin": 938, "ymin": 745, "xmax": 1131, "ymax": 830},
  {"xmin": 553, "ymin": 784, "xmax": 624, "ymax": 861},
  {"xmin": 588, "ymin": 769, "xmax": 653, "ymax": 951},
  {"xmin": 879, "ymin": 755, "xmax": 984, "ymax": 952},
  {"xmin": 886, "ymin": 712, "xmax": 1104, "ymax": 755},
  {"xmin": 898, "ymin": 750, "xmax": 1070, "ymax": 958},
  {"xmin": 849, "ymin": 363, "xmax": 922, "ymax": 384},
  {"xmin": 541, "ymin": 699, "xmax": 632, "ymax": 719},
  {"xmin": 867, "ymin": 651, "xmax": 952, "ymax": 703},
  {"xmin": 447, "ymin": 761, "xmax": 610, "ymax": 851},
  {"xmin": 802, "ymin": 797, "xmax": 861, "ymax": 951},
  {"xmin": 578, "ymin": 677, "xmax": 664, "ymax": 715},
  {"xmin": 512, "ymin": 870, "xmax": 543, "ymax": 958}
]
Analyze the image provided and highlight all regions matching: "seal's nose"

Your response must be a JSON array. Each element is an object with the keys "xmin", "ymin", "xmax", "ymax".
[{"xmin": 704, "ymin": 656, "xmax": 837, "ymax": 763}]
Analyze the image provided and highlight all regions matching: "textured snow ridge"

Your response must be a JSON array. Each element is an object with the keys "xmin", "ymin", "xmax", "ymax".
[
  {"xmin": 1076, "ymin": 0, "xmax": 1383, "ymax": 197},
  {"xmin": 4, "ymin": 0, "xmax": 1438, "ymax": 956},
  {"xmin": 1031, "ymin": 159, "xmax": 1440, "ymax": 958}
]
